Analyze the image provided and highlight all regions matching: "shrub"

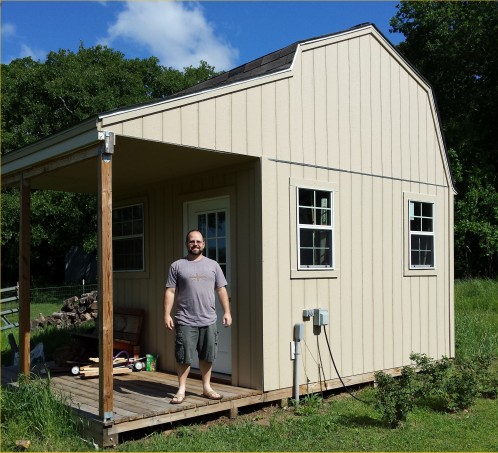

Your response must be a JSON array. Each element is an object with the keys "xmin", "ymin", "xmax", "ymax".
[
  {"xmin": 374, "ymin": 366, "xmax": 416, "ymax": 428},
  {"xmin": 410, "ymin": 353, "xmax": 480, "ymax": 412}
]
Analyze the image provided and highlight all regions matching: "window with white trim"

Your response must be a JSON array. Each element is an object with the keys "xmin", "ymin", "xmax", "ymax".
[
  {"xmin": 297, "ymin": 188, "xmax": 334, "ymax": 269},
  {"xmin": 409, "ymin": 200, "xmax": 435, "ymax": 268},
  {"xmin": 112, "ymin": 204, "xmax": 144, "ymax": 272}
]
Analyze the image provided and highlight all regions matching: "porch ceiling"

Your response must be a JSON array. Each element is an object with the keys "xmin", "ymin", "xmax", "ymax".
[{"xmin": 7, "ymin": 136, "xmax": 255, "ymax": 194}]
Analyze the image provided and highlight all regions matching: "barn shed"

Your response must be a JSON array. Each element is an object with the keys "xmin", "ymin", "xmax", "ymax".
[{"xmin": 2, "ymin": 23, "xmax": 455, "ymax": 443}]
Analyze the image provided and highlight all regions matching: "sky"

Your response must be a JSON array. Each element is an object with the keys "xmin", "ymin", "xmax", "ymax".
[{"xmin": 1, "ymin": 1, "xmax": 404, "ymax": 71}]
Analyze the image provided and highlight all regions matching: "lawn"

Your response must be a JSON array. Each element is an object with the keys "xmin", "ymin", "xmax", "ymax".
[{"xmin": 1, "ymin": 278, "xmax": 497, "ymax": 451}]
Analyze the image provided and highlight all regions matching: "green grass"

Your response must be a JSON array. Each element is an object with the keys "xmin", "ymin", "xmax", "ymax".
[
  {"xmin": 1, "ymin": 279, "xmax": 497, "ymax": 451},
  {"xmin": 454, "ymin": 278, "xmax": 498, "ymax": 358}
]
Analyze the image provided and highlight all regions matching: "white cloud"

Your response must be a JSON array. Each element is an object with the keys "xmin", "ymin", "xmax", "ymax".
[
  {"xmin": 19, "ymin": 43, "xmax": 46, "ymax": 62},
  {"xmin": 2, "ymin": 23, "xmax": 17, "ymax": 38},
  {"xmin": 100, "ymin": 1, "xmax": 238, "ymax": 71}
]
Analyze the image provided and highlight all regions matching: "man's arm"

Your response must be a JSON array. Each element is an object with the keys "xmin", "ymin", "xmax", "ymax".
[
  {"xmin": 163, "ymin": 287, "xmax": 176, "ymax": 330},
  {"xmin": 216, "ymin": 286, "xmax": 232, "ymax": 327}
]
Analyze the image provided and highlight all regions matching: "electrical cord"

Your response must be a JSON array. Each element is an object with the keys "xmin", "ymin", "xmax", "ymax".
[
  {"xmin": 323, "ymin": 327, "xmax": 371, "ymax": 405},
  {"xmin": 317, "ymin": 335, "xmax": 325, "ymax": 396}
]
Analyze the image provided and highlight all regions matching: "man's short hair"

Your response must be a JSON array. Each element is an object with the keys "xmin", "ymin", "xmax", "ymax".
[{"xmin": 185, "ymin": 229, "xmax": 204, "ymax": 243}]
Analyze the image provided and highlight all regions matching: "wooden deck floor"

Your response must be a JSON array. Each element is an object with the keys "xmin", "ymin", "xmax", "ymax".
[{"xmin": 1, "ymin": 365, "xmax": 265, "ymax": 446}]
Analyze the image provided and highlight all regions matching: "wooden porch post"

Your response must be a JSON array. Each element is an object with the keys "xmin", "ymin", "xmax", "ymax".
[
  {"xmin": 18, "ymin": 176, "xmax": 31, "ymax": 376},
  {"xmin": 98, "ymin": 133, "xmax": 114, "ymax": 420}
]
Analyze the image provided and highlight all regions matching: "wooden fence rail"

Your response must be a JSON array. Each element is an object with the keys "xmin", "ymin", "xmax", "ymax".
[{"xmin": 0, "ymin": 285, "xmax": 19, "ymax": 331}]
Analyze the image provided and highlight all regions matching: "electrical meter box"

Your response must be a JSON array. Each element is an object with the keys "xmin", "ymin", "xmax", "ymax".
[{"xmin": 313, "ymin": 308, "xmax": 329, "ymax": 326}]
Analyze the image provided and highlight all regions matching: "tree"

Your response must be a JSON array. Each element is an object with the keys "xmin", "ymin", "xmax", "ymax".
[
  {"xmin": 390, "ymin": 1, "xmax": 498, "ymax": 277},
  {"xmin": 1, "ymin": 45, "xmax": 220, "ymax": 285}
]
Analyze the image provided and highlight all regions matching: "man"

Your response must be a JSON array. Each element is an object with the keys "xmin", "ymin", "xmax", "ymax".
[{"xmin": 164, "ymin": 229, "xmax": 232, "ymax": 404}]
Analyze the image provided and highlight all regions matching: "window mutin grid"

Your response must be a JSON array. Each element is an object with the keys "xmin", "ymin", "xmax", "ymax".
[
  {"xmin": 112, "ymin": 204, "xmax": 144, "ymax": 272},
  {"xmin": 409, "ymin": 200, "xmax": 435, "ymax": 268},
  {"xmin": 297, "ymin": 188, "xmax": 334, "ymax": 269}
]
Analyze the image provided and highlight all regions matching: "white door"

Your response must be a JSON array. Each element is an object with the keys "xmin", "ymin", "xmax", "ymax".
[{"xmin": 184, "ymin": 196, "xmax": 231, "ymax": 375}]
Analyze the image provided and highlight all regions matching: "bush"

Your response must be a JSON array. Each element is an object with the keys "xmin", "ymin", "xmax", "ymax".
[
  {"xmin": 374, "ymin": 366, "xmax": 415, "ymax": 428},
  {"xmin": 410, "ymin": 353, "xmax": 480, "ymax": 412}
]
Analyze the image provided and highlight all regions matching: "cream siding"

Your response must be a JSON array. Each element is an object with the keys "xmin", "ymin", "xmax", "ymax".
[
  {"xmin": 102, "ymin": 26, "xmax": 453, "ymax": 392},
  {"xmin": 259, "ymin": 31, "xmax": 453, "ymax": 391}
]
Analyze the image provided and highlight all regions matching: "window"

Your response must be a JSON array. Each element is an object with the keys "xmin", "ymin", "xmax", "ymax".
[
  {"xmin": 112, "ymin": 204, "xmax": 144, "ymax": 272},
  {"xmin": 409, "ymin": 200, "xmax": 435, "ymax": 268},
  {"xmin": 297, "ymin": 188, "xmax": 334, "ymax": 269}
]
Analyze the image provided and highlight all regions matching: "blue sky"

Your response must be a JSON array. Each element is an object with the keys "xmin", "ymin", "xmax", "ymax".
[{"xmin": 1, "ymin": 1, "xmax": 404, "ymax": 71}]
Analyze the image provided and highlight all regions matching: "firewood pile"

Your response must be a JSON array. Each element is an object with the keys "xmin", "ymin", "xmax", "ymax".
[{"xmin": 30, "ymin": 291, "xmax": 98, "ymax": 331}]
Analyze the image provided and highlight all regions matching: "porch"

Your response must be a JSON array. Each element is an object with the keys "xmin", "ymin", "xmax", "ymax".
[{"xmin": 1, "ymin": 366, "xmax": 268, "ymax": 447}]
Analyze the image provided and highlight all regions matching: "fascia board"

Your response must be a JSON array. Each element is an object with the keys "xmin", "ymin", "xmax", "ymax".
[
  {"xmin": 100, "ymin": 67, "xmax": 296, "ymax": 127},
  {"xmin": 1, "ymin": 118, "xmax": 101, "ymax": 179}
]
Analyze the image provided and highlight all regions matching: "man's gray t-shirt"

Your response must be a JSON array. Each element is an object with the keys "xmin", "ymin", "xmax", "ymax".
[{"xmin": 166, "ymin": 256, "xmax": 227, "ymax": 327}]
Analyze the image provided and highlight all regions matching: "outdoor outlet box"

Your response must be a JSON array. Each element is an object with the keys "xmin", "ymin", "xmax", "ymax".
[
  {"xmin": 313, "ymin": 308, "xmax": 329, "ymax": 326},
  {"xmin": 293, "ymin": 323, "xmax": 304, "ymax": 341}
]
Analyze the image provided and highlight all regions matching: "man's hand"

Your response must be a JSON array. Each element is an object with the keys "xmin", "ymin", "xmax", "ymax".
[
  {"xmin": 163, "ymin": 287, "xmax": 176, "ymax": 330},
  {"xmin": 164, "ymin": 314, "xmax": 175, "ymax": 330},
  {"xmin": 222, "ymin": 312, "xmax": 232, "ymax": 327}
]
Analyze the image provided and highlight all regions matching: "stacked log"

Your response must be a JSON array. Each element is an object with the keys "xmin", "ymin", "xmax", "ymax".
[{"xmin": 30, "ymin": 291, "xmax": 98, "ymax": 331}]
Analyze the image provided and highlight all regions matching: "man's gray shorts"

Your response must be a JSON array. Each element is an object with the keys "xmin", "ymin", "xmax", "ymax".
[{"xmin": 175, "ymin": 323, "xmax": 219, "ymax": 364}]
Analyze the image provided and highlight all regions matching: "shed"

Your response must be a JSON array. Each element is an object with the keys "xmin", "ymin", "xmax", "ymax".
[{"xmin": 2, "ymin": 23, "xmax": 455, "ymax": 419}]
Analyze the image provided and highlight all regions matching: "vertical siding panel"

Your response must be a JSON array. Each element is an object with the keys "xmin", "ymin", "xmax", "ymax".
[
  {"xmin": 409, "ymin": 80, "xmax": 419, "ymax": 182},
  {"xmin": 236, "ymin": 167, "xmax": 260, "ymax": 388},
  {"xmin": 359, "ymin": 36, "xmax": 372, "ymax": 175},
  {"xmin": 362, "ymin": 176, "xmax": 374, "ymax": 372},
  {"xmin": 337, "ymin": 41, "xmax": 350, "ymax": 170},
  {"xmin": 199, "ymin": 99, "xmax": 216, "ymax": 150},
  {"xmin": 163, "ymin": 109, "xmax": 181, "ymax": 144},
  {"xmin": 261, "ymin": 158, "xmax": 280, "ymax": 390},
  {"xmin": 215, "ymin": 96, "xmax": 231, "ymax": 151},
  {"xmin": 301, "ymin": 50, "xmax": 315, "ymax": 165},
  {"xmin": 418, "ymin": 89, "xmax": 428, "ymax": 184},
  {"xmin": 290, "ymin": 51, "xmax": 304, "ymax": 164},
  {"xmin": 372, "ymin": 177, "xmax": 384, "ymax": 369},
  {"xmin": 143, "ymin": 114, "xmax": 162, "ymax": 142},
  {"xmin": 277, "ymin": 165, "xmax": 293, "ymax": 388},
  {"xmin": 392, "ymin": 179, "xmax": 404, "ymax": 365},
  {"xmin": 314, "ymin": 47, "xmax": 328, "ymax": 167},
  {"xmin": 339, "ymin": 172, "xmax": 353, "ymax": 376},
  {"xmin": 437, "ymin": 188, "xmax": 448, "ymax": 358},
  {"xmin": 427, "ymin": 109, "xmax": 437, "ymax": 186},
  {"xmin": 326, "ymin": 45, "xmax": 340, "ymax": 170},
  {"xmin": 181, "ymin": 103, "xmax": 199, "ymax": 148},
  {"xmin": 391, "ymin": 62, "xmax": 401, "ymax": 180},
  {"xmin": 428, "ymin": 273, "xmax": 438, "ymax": 358},
  {"xmin": 419, "ymin": 275, "xmax": 429, "ymax": 355},
  {"xmin": 275, "ymin": 79, "xmax": 291, "ymax": 161},
  {"xmin": 400, "ymin": 70, "xmax": 411, "ymax": 181},
  {"xmin": 382, "ymin": 179, "xmax": 394, "ymax": 369},
  {"xmin": 381, "ymin": 49, "xmax": 392, "ymax": 177},
  {"xmin": 351, "ymin": 173, "xmax": 363, "ymax": 374},
  {"xmin": 247, "ymin": 86, "xmax": 262, "ymax": 155},
  {"xmin": 232, "ymin": 91, "xmax": 247, "ymax": 154},
  {"xmin": 262, "ymin": 84, "xmax": 277, "ymax": 158},
  {"xmin": 370, "ymin": 40, "xmax": 382, "ymax": 176},
  {"xmin": 349, "ymin": 39, "xmax": 362, "ymax": 173},
  {"xmin": 329, "ymin": 170, "xmax": 342, "ymax": 378}
]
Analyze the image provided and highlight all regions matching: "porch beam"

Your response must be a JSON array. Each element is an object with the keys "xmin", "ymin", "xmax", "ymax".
[
  {"xmin": 18, "ymin": 177, "xmax": 31, "ymax": 376},
  {"xmin": 97, "ymin": 140, "xmax": 114, "ymax": 420}
]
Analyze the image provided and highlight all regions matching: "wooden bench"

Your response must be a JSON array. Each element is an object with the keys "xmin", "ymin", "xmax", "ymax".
[{"xmin": 72, "ymin": 307, "xmax": 144, "ymax": 358}]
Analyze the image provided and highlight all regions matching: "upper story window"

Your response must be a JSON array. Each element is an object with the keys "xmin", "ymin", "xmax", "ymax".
[
  {"xmin": 409, "ymin": 200, "xmax": 435, "ymax": 268},
  {"xmin": 297, "ymin": 188, "xmax": 334, "ymax": 269},
  {"xmin": 112, "ymin": 204, "xmax": 144, "ymax": 272}
]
